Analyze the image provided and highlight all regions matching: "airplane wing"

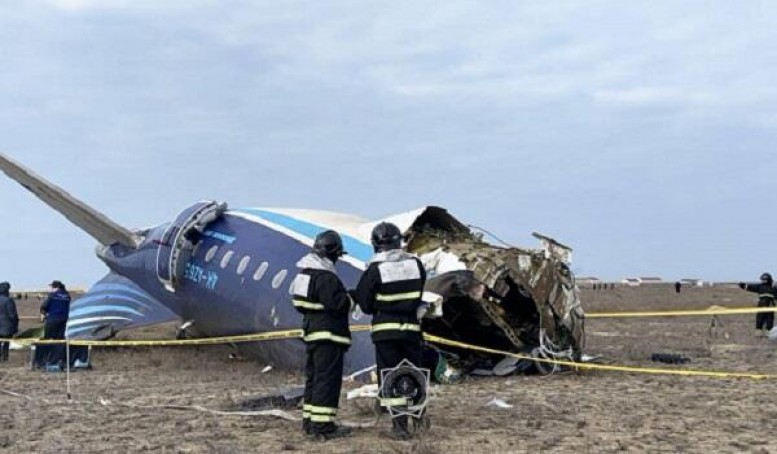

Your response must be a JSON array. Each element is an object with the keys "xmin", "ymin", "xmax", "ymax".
[
  {"xmin": 0, "ymin": 153, "xmax": 141, "ymax": 248},
  {"xmin": 66, "ymin": 272, "xmax": 179, "ymax": 339}
]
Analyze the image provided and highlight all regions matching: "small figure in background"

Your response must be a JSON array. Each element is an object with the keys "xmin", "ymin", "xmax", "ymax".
[
  {"xmin": 675, "ymin": 281, "xmax": 682, "ymax": 293},
  {"xmin": 739, "ymin": 273, "xmax": 776, "ymax": 337},
  {"xmin": 0, "ymin": 282, "xmax": 19, "ymax": 362}
]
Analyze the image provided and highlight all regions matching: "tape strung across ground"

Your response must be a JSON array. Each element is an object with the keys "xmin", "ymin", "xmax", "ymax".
[
  {"xmin": 422, "ymin": 334, "xmax": 777, "ymax": 380},
  {"xmin": 585, "ymin": 306, "xmax": 777, "ymax": 318},
  {"xmin": 3, "ymin": 319, "xmax": 776, "ymax": 379},
  {"xmin": 12, "ymin": 305, "xmax": 775, "ymax": 325},
  {"xmin": 2, "ymin": 325, "xmax": 371, "ymax": 346}
]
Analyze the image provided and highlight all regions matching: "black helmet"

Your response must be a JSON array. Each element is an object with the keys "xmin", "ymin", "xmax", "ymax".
[
  {"xmin": 371, "ymin": 222, "xmax": 402, "ymax": 252},
  {"xmin": 760, "ymin": 273, "xmax": 772, "ymax": 284},
  {"xmin": 313, "ymin": 230, "xmax": 345, "ymax": 262}
]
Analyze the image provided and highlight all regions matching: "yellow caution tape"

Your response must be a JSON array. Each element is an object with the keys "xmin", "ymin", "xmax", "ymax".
[
  {"xmin": 0, "ymin": 325, "xmax": 373, "ymax": 346},
  {"xmin": 5, "ymin": 326, "xmax": 775, "ymax": 379},
  {"xmin": 3, "ymin": 318, "xmax": 776, "ymax": 379},
  {"xmin": 422, "ymin": 334, "xmax": 777, "ymax": 380},
  {"xmin": 586, "ymin": 306, "xmax": 777, "ymax": 318},
  {"xmin": 15, "ymin": 306, "xmax": 773, "ymax": 322}
]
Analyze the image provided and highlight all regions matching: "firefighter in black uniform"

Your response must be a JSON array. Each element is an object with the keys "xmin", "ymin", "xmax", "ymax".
[
  {"xmin": 291, "ymin": 230, "xmax": 353, "ymax": 441},
  {"xmin": 739, "ymin": 272, "xmax": 776, "ymax": 336},
  {"xmin": 354, "ymin": 222, "xmax": 427, "ymax": 440}
]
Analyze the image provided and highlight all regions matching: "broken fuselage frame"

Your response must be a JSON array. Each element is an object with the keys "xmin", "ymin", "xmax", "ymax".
[{"xmin": 403, "ymin": 211, "xmax": 585, "ymax": 369}]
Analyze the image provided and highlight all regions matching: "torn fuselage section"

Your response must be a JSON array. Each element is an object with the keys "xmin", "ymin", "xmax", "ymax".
[{"xmin": 403, "ymin": 208, "xmax": 585, "ymax": 375}]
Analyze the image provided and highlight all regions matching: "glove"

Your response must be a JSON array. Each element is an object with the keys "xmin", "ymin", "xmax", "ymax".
[
  {"xmin": 39, "ymin": 313, "xmax": 46, "ymax": 322},
  {"xmin": 738, "ymin": 282, "xmax": 746, "ymax": 290}
]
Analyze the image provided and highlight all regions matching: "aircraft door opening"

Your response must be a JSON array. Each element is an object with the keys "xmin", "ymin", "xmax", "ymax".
[{"xmin": 156, "ymin": 201, "xmax": 227, "ymax": 292}]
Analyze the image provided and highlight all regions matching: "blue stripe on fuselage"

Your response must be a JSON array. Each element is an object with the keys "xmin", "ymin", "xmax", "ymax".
[
  {"xmin": 69, "ymin": 304, "xmax": 144, "ymax": 318},
  {"xmin": 233, "ymin": 208, "xmax": 374, "ymax": 263},
  {"xmin": 74, "ymin": 283, "xmax": 157, "ymax": 309}
]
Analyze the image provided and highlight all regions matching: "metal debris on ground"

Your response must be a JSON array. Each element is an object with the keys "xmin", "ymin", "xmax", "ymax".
[
  {"xmin": 650, "ymin": 353, "xmax": 690, "ymax": 364},
  {"xmin": 484, "ymin": 398, "xmax": 513, "ymax": 409},
  {"xmin": 237, "ymin": 386, "xmax": 304, "ymax": 411}
]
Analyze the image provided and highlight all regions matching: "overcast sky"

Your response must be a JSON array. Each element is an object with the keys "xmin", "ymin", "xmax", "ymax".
[{"xmin": 1, "ymin": 1, "xmax": 775, "ymax": 289}]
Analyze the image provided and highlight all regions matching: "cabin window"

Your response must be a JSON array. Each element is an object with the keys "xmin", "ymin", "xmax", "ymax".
[
  {"xmin": 237, "ymin": 256, "xmax": 251, "ymax": 275},
  {"xmin": 253, "ymin": 262, "xmax": 269, "ymax": 281},
  {"xmin": 205, "ymin": 245, "xmax": 219, "ymax": 263},
  {"xmin": 272, "ymin": 269, "xmax": 288, "ymax": 289},
  {"xmin": 220, "ymin": 250, "xmax": 234, "ymax": 269}
]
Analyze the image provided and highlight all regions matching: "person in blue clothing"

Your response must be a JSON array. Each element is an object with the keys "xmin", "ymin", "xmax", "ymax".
[{"xmin": 38, "ymin": 280, "xmax": 72, "ymax": 368}]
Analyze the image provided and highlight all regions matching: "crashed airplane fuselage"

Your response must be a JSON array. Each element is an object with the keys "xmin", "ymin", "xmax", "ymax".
[{"xmin": 0, "ymin": 154, "xmax": 584, "ymax": 377}]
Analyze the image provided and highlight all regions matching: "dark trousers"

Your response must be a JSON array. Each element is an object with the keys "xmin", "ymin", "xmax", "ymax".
[
  {"xmin": 40, "ymin": 319, "xmax": 67, "ymax": 367},
  {"xmin": 376, "ymin": 336, "xmax": 423, "ymax": 423},
  {"xmin": 756, "ymin": 301, "xmax": 775, "ymax": 331},
  {"xmin": 375, "ymin": 337, "xmax": 423, "ymax": 381},
  {"xmin": 303, "ymin": 342, "xmax": 346, "ymax": 434},
  {"xmin": 0, "ymin": 341, "xmax": 9, "ymax": 362}
]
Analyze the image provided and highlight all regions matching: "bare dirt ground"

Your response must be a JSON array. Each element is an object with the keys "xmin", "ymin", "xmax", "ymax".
[{"xmin": 2, "ymin": 285, "xmax": 776, "ymax": 453}]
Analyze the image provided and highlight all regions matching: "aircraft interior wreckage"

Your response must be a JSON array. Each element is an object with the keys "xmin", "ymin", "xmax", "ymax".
[{"xmin": 0, "ymin": 153, "xmax": 585, "ymax": 379}]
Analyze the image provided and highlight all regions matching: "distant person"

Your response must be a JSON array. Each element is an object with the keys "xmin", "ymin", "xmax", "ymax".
[
  {"xmin": 738, "ymin": 273, "xmax": 776, "ymax": 337},
  {"xmin": 0, "ymin": 282, "xmax": 19, "ymax": 363},
  {"xmin": 675, "ymin": 281, "xmax": 682, "ymax": 293},
  {"xmin": 39, "ymin": 280, "xmax": 72, "ymax": 368},
  {"xmin": 291, "ymin": 231, "xmax": 352, "ymax": 441}
]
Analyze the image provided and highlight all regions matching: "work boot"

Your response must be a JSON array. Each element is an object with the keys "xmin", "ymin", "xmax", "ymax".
[
  {"xmin": 308, "ymin": 424, "xmax": 351, "ymax": 441},
  {"xmin": 384, "ymin": 416, "xmax": 411, "ymax": 441}
]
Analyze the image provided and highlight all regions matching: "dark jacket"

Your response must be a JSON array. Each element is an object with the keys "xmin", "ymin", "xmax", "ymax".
[
  {"xmin": 743, "ymin": 283, "xmax": 777, "ymax": 307},
  {"xmin": 41, "ymin": 289, "xmax": 72, "ymax": 322},
  {"xmin": 354, "ymin": 250, "xmax": 426, "ymax": 342},
  {"xmin": 291, "ymin": 254, "xmax": 352, "ymax": 347},
  {"xmin": 0, "ymin": 282, "xmax": 19, "ymax": 336}
]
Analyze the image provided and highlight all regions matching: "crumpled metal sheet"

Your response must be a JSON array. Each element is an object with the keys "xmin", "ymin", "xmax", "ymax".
[{"xmin": 409, "ymin": 228, "xmax": 584, "ymax": 356}]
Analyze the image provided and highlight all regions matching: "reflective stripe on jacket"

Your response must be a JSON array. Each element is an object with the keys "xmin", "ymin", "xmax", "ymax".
[
  {"xmin": 354, "ymin": 251, "xmax": 426, "ymax": 342},
  {"xmin": 291, "ymin": 256, "xmax": 352, "ymax": 347}
]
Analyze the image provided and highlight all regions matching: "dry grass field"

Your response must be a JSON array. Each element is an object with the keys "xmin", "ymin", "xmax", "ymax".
[{"xmin": 1, "ymin": 284, "xmax": 776, "ymax": 453}]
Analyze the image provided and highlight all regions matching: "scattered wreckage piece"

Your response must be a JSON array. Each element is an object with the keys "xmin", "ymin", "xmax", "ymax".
[{"xmin": 237, "ymin": 386, "xmax": 305, "ymax": 411}]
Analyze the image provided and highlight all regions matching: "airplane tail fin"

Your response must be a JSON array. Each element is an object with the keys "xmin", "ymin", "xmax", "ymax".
[
  {"xmin": 0, "ymin": 153, "xmax": 141, "ymax": 248},
  {"xmin": 66, "ymin": 272, "xmax": 179, "ymax": 340}
]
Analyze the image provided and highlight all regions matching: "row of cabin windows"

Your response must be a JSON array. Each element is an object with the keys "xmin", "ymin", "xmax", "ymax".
[{"xmin": 203, "ymin": 244, "xmax": 288, "ymax": 289}]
